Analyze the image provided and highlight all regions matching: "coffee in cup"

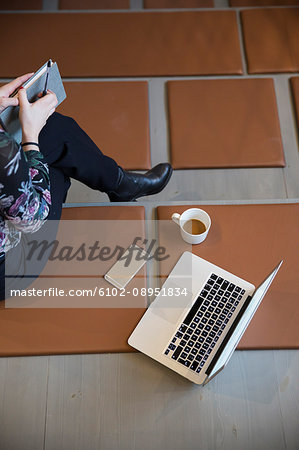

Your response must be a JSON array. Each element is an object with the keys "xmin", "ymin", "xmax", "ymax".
[
  {"xmin": 183, "ymin": 218, "xmax": 207, "ymax": 235},
  {"xmin": 172, "ymin": 208, "xmax": 211, "ymax": 244}
]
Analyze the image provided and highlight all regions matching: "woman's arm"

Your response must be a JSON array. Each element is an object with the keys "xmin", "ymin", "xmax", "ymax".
[
  {"xmin": 0, "ymin": 131, "xmax": 51, "ymax": 232},
  {"xmin": 0, "ymin": 77, "xmax": 57, "ymax": 233}
]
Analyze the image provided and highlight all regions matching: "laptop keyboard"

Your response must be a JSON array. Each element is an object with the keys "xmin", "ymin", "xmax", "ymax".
[{"xmin": 164, "ymin": 273, "xmax": 246, "ymax": 375}]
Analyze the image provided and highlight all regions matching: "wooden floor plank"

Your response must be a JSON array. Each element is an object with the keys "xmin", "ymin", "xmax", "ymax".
[
  {"xmin": 0, "ymin": 357, "xmax": 48, "ymax": 450},
  {"xmin": 66, "ymin": 166, "xmax": 287, "ymax": 204},
  {"xmin": 43, "ymin": 351, "xmax": 299, "ymax": 450},
  {"xmin": 274, "ymin": 350, "xmax": 299, "ymax": 450},
  {"xmin": 275, "ymin": 76, "xmax": 299, "ymax": 198}
]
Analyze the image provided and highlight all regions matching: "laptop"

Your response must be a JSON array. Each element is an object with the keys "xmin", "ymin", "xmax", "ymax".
[{"xmin": 128, "ymin": 252, "xmax": 282, "ymax": 385}]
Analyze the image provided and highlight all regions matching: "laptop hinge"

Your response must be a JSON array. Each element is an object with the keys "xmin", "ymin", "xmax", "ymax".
[{"xmin": 205, "ymin": 294, "xmax": 253, "ymax": 377}]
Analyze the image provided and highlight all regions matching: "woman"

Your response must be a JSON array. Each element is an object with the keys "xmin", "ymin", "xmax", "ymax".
[{"xmin": 0, "ymin": 73, "xmax": 172, "ymax": 300}]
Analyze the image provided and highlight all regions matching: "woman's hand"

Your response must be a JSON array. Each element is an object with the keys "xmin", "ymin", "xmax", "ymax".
[
  {"xmin": 0, "ymin": 73, "xmax": 34, "ymax": 115},
  {"xmin": 18, "ymin": 87, "xmax": 58, "ymax": 144}
]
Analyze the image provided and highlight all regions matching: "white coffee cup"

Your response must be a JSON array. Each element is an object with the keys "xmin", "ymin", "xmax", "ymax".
[{"xmin": 171, "ymin": 208, "xmax": 211, "ymax": 244}]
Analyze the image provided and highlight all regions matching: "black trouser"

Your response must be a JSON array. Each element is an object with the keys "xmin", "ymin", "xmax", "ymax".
[
  {"xmin": 0, "ymin": 112, "xmax": 120, "ymax": 300},
  {"xmin": 40, "ymin": 112, "xmax": 119, "ymax": 219}
]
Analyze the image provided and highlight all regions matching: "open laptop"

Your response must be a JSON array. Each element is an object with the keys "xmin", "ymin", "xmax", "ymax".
[{"xmin": 128, "ymin": 252, "xmax": 282, "ymax": 385}]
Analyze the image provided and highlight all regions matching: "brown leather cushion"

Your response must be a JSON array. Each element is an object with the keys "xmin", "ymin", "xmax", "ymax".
[
  {"xmin": 0, "ymin": 206, "xmax": 147, "ymax": 356},
  {"xmin": 60, "ymin": 205, "xmax": 144, "ymax": 220},
  {"xmin": 144, "ymin": 0, "xmax": 213, "ymax": 7},
  {"xmin": 59, "ymin": 0, "xmax": 130, "ymax": 8},
  {"xmin": 231, "ymin": 0, "xmax": 299, "ymax": 5},
  {"xmin": 291, "ymin": 77, "xmax": 299, "ymax": 132},
  {"xmin": 157, "ymin": 204, "xmax": 299, "ymax": 349},
  {"xmin": 58, "ymin": 81, "xmax": 151, "ymax": 170},
  {"xmin": 0, "ymin": 11, "xmax": 242, "ymax": 77},
  {"xmin": 241, "ymin": 8, "xmax": 299, "ymax": 73},
  {"xmin": 0, "ymin": 0, "xmax": 41, "ymax": 9},
  {"xmin": 168, "ymin": 79, "xmax": 285, "ymax": 169}
]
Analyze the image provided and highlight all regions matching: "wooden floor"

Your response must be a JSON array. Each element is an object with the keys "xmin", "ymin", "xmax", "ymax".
[
  {"xmin": 1, "ymin": 1, "xmax": 299, "ymax": 449},
  {"xmin": 0, "ymin": 350, "xmax": 298, "ymax": 450}
]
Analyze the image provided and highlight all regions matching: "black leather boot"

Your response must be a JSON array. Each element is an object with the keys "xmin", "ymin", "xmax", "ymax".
[{"xmin": 107, "ymin": 163, "xmax": 173, "ymax": 202}]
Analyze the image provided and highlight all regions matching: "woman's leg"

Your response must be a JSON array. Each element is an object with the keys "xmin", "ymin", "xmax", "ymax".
[
  {"xmin": 39, "ymin": 112, "xmax": 119, "ymax": 192},
  {"xmin": 38, "ymin": 112, "xmax": 172, "ymax": 201},
  {"xmin": 46, "ymin": 166, "xmax": 71, "ymax": 220}
]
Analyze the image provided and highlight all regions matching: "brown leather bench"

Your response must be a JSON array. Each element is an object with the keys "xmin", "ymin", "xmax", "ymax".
[
  {"xmin": 144, "ymin": 0, "xmax": 213, "ymax": 7},
  {"xmin": 0, "ymin": 206, "xmax": 147, "ymax": 356},
  {"xmin": 60, "ymin": 0, "xmax": 130, "ymax": 9},
  {"xmin": 58, "ymin": 81, "xmax": 151, "ymax": 171},
  {"xmin": 241, "ymin": 8, "xmax": 299, "ymax": 73},
  {"xmin": 167, "ymin": 79, "xmax": 285, "ymax": 169},
  {"xmin": 0, "ymin": 11, "xmax": 242, "ymax": 77},
  {"xmin": 157, "ymin": 203, "xmax": 299, "ymax": 349}
]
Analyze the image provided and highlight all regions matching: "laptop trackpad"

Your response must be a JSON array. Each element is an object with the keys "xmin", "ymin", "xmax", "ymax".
[{"xmin": 151, "ymin": 280, "xmax": 194, "ymax": 324}]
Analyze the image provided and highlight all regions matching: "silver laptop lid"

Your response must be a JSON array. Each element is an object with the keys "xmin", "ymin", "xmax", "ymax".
[{"xmin": 204, "ymin": 261, "xmax": 283, "ymax": 384}]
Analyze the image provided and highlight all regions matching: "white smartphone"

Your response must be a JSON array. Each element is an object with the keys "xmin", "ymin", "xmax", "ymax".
[{"xmin": 104, "ymin": 245, "xmax": 148, "ymax": 290}]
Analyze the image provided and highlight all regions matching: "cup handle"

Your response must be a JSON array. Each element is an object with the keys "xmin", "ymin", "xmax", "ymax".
[{"xmin": 171, "ymin": 213, "xmax": 181, "ymax": 226}]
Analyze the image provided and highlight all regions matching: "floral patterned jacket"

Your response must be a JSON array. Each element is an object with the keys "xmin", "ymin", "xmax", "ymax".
[{"xmin": 0, "ymin": 130, "xmax": 51, "ymax": 254}]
